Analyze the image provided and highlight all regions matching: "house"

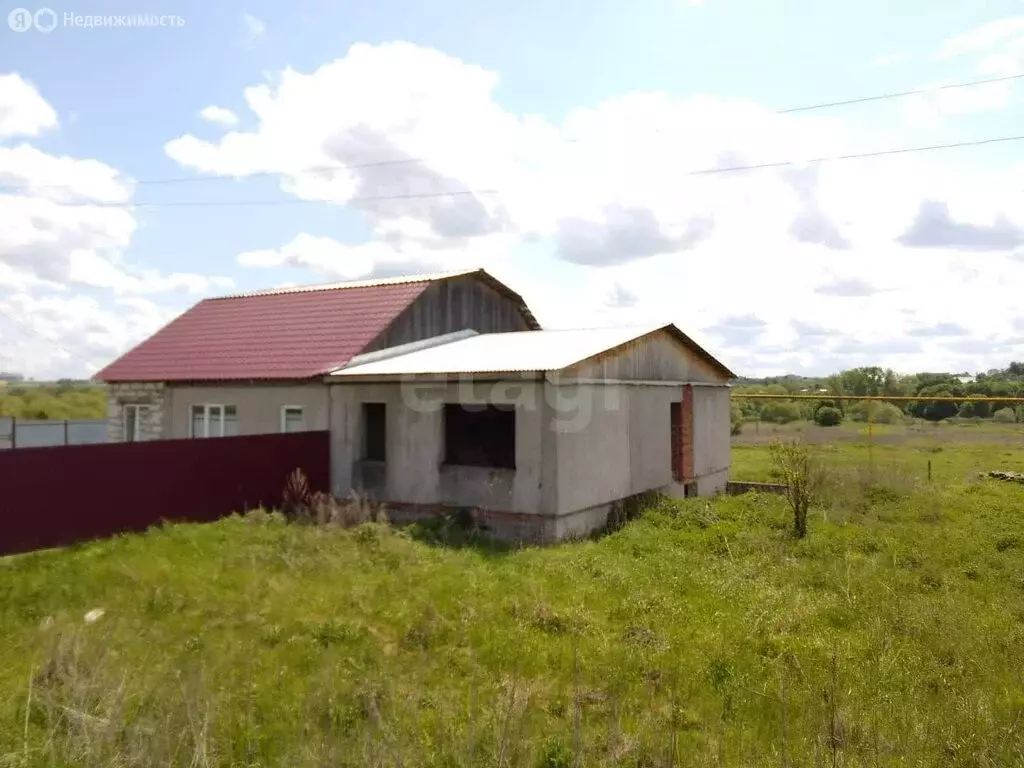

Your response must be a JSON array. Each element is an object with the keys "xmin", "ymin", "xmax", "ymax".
[{"xmin": 95, "ymin": 268, "xmax": 735, "ymax": 542}]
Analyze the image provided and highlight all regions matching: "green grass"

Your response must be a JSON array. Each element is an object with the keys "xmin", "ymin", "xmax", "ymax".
[
  {"xmin": 3, "ymin": 435, "xmax": 1024, "ymax": 765},
  {"xmin": 733, "ymin": 418, "xmax": 1024, "ymax": 485}
]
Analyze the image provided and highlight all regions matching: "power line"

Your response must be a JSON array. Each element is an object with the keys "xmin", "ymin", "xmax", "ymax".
[
  {"xmin": 19, "ymin": 132, "xmax": 1024, "ymax": 209},
  {"xmin": 0, "ymin": 306, "xmax": 98, "ymax": 366},
  {"xmin": 687, "ymin": 133, "xmax": 1024, "ymax": 176},
  {"xmin": 778, "ymin": 71, "xmax": 1024, "ymax": 114},
  {"xmin": 29, "ymin": 188, "xmax": 501, "ymax": 209},
  {"xmin": 2, "ymin": 70, "xmax": 1021, "ymax": 198},
  {"xmin": 0, "ymin": 155, "xmax": 430, "ymax": 194}
]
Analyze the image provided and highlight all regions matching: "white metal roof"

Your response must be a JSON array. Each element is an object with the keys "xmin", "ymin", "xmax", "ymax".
[{"xmin": 329, "ymin": 325, "xmax": 674, "ymax": 377}]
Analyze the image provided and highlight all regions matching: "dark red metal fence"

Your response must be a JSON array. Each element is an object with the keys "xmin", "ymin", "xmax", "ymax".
[{"xmin": 0, "ymin": 431, "xmax": 330, "ymax": 556}]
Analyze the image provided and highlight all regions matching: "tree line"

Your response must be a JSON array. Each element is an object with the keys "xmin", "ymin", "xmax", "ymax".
[
  {"xmin": 731, "ymin": 363, "xmax": 1024, "ymax": 430},
  {"xmin": 0, "ymin": 382, "xmax": 107, "ymax": 420}
]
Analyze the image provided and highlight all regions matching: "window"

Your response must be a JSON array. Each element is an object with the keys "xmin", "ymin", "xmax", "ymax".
[
  {"xmin": 280, "ymin": 405, "xmax": 305, "ymax": 433},
  {"xmin": 443, "ymin": 404, "xmax": 515, "ymax": 469},
  {"xmin": 190, "ymin": 404, "xmax": 237, "ymax": 438},
  {"xmin": 122, "ymin": 404, "xmax": 149, "ymax": 442},
  {"xmin": 361, "ymin": 403, "xmax": 386, "ymax": 461}
]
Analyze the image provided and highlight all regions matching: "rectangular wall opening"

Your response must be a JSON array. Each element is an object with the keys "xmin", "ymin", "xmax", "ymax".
[
  {"xmin": 361, "ymin": 403, "xmax": 386, "ymax": 462},
  {"xmin": 670, "ymin": 401, "xmax": 682, "ymax": 481},
  {"xmin": 443, "ymin": 404, "xmax": 516, "ymax": 469}
]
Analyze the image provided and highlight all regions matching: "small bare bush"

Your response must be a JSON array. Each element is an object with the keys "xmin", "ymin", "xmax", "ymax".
[
  {"xmin": 280, "ymin": 470, "xmax": 388, "ymax": 528},
  {"xmin": 310, "ymin": 491, "xmax": 389, "ymax": 528},
  {"xmin": 281, "ymin": 468, "xmax": 312, "ymax": 521},
  {"xmin": 769, "ymin": 438, "xmax": 825, "ymax": 538}
]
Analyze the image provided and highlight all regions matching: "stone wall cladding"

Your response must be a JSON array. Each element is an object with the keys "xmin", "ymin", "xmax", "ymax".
[{"xmin": 106, "ymin": 382, "xmax": 166, "ymax": 442}]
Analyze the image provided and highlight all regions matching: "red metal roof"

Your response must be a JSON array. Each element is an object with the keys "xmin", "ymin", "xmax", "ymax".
[{"xmin": 94, "ymin": 281, "xmax": 429, "ymax": 382}]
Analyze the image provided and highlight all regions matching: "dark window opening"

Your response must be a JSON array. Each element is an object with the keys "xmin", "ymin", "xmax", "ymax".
[
  {"xmin": 362, "ymin": 403, "xmax": 386, "ymax": 462},
  {"xmin": 670, "ymin": 401, "xmax": 682, "ymax": 481},
  {"xmin": 443, "ymin": 404, "xmax": 516, "ymax": 469}
]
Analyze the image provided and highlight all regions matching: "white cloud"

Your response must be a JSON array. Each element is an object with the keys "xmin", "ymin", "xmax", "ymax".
[
  {"xmin": 937, "ymin": 16, "xmax": 1024, "ymax": 58},
  {"xmin": 870, "ymin": 52, "xmax": 910, "ymax": 68},
  {"xmin": 0, "ymin": 144, "xmax": 132, "ymax": 202},
  {"xmin": 199, "ymin": 105, "xmax": 239, "ymax": 127},
  {"xmin": 156, "ymin": 42, "xmax": 1024, "ymax": 375},
  {"xmin": 901, "ymin": 77, "xmax": 1016, "ymax": 128},
  {"xmin": 0, "ymin": 74, "xmax": 235, "ymax": 378},
  {"xmin": 237, "ymin": 231, "xmax": 518, "ymax": 279},
  {"xmin": 903, "ymin": 16, "xmax": 1024, "ymax": 123},
  {"xmin": 0, "ymin": 74, "xmax": 58, "ymax": 138},
  {"xmin": 0, "ymin": 292, "xmax": 176, "ymax": 379},
  {"xmin": 243, "ymin": 13, "xmax": 265, "ymax": 42}
]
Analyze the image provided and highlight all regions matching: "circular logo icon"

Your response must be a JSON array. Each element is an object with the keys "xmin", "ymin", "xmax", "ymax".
[
  {"xmin": 34, "ymin": 7, "xmax": 57, "ymax": 33},
  {"xmin": 7, "ymin": 7, "xmax": 34, "ymax": 31}
]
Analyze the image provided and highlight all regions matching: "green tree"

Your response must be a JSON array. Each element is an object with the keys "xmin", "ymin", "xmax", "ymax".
[
  {"xmin": 730, "ymin": 402, "xmax": 744, "ymax": 435},
  {"xmin": 814, "ymin": 406, "xmax": 843, "ymax": 427},
  {"xmin": 849, "ymin": 401, "xmax": 903, "ymax": 424},
  {"xmin": 760, "ymin": 401, "xmax": 801, "ymax": 424}
]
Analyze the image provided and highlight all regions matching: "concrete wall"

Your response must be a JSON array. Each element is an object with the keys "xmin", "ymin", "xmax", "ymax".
[
  {"xmin": 553, "ymin": 384, "xmax": 677, "ymax": 516},
  {"xmin": 551, "ymin": 381, "xmax": 731, "ymax": 534},
  {"xmin": 564, "ymin": 330, "xmax": 725, "ymax": 384},
  {"xmin": 692, "ymin": 386, "xmax": 731, "ymax": 495},
  {"xmin": 162, "ymin": 382, "xmax": 329, "ymax": 439},
  {"xmin": 329, "ymin": 380, "xmax": 544, "ymax": 515},
  {"xmin": 325, "ymin": 375, "xmax": 731, "ymax": 542}
]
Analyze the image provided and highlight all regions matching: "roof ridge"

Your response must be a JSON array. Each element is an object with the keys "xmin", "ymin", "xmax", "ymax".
[{"xmin": 210, "ymin": 268, "xmax": 484, "ymax": 300}]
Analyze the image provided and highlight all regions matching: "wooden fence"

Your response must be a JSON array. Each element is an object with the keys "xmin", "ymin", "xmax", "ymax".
[{"xmin": 0, "ymin": 431, "xmax": 330, "ymax": 556}]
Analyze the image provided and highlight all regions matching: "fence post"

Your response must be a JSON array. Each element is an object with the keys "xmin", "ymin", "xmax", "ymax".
[
  {"xmin": 867, "ymin": 408, "xmax": 874, "ymax": 483},
  {"xmin": 928, "ymin": 460, "xmax": 932, "ymax": 483},
  {"xmin": 64, "ymin": 419, "xmax": 69, "ymax": 445},
  {"xmin": 10, "ymin": 416, "xmax": 15, "ymax": 450}
]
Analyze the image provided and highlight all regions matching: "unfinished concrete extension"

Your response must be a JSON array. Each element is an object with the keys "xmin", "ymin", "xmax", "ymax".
[{"xmin": 327, "ymin": 326, "xmax": 734, "ymax": 543}]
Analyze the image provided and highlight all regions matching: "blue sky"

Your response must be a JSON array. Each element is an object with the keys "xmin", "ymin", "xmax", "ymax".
[{"xmin": 2, "ymin": 0, "xmax": 1024, "ymax": 377}]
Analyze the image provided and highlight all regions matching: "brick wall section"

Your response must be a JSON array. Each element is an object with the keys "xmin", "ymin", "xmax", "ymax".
[{"xmin": 106, "ymin": 382, "xmax": 166, "ymax": 442}]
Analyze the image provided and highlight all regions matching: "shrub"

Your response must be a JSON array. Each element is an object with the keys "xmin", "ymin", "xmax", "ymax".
[
  {"xmin": 993, "ymin": 407, "xmax": 1017, "ymax": 424},
  {"xmin": 849, "ymin": 401, "xmax": 903, "ymax": 424},
  {"xmin": 760, "ymin": 401, "xmax": 801, "ymax": 424},
  {"xmin": 730, "ymin": 402, "xmax": 743, "ymax": 435},
  {"xmin": 814, "ymin": 406, "xmax": 843, "ymax": 427},
  {"xmin": 768, "ymin": 438, "xmax": 824, "ymax": 538}
]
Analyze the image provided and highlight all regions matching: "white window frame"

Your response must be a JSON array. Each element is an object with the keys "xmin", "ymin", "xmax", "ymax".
[
  {"xmin": 190, "ymin": 404, "xmax": 237, "ymax": 438},
  {"xmin": 122, "ymin": 403, "xmax": 150, "ymax": 442},
  {"xmin": 280, "ymin": 405, "xmax": 305, "ymax": 433}
]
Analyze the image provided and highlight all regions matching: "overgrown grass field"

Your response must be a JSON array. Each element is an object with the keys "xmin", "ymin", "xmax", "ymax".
[
  {"xmin": 733, "ymin": 418, "xmax": 1024, "ymax": 485},
  {"xmin": 2, "ymin": 429, "xmax": 1024, "ymax": 766}
]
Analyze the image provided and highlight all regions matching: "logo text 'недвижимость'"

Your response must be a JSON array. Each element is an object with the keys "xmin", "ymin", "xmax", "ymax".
[{"xmin": 8, "ymin": 8, "xmax": 185, "ymax": 33}]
